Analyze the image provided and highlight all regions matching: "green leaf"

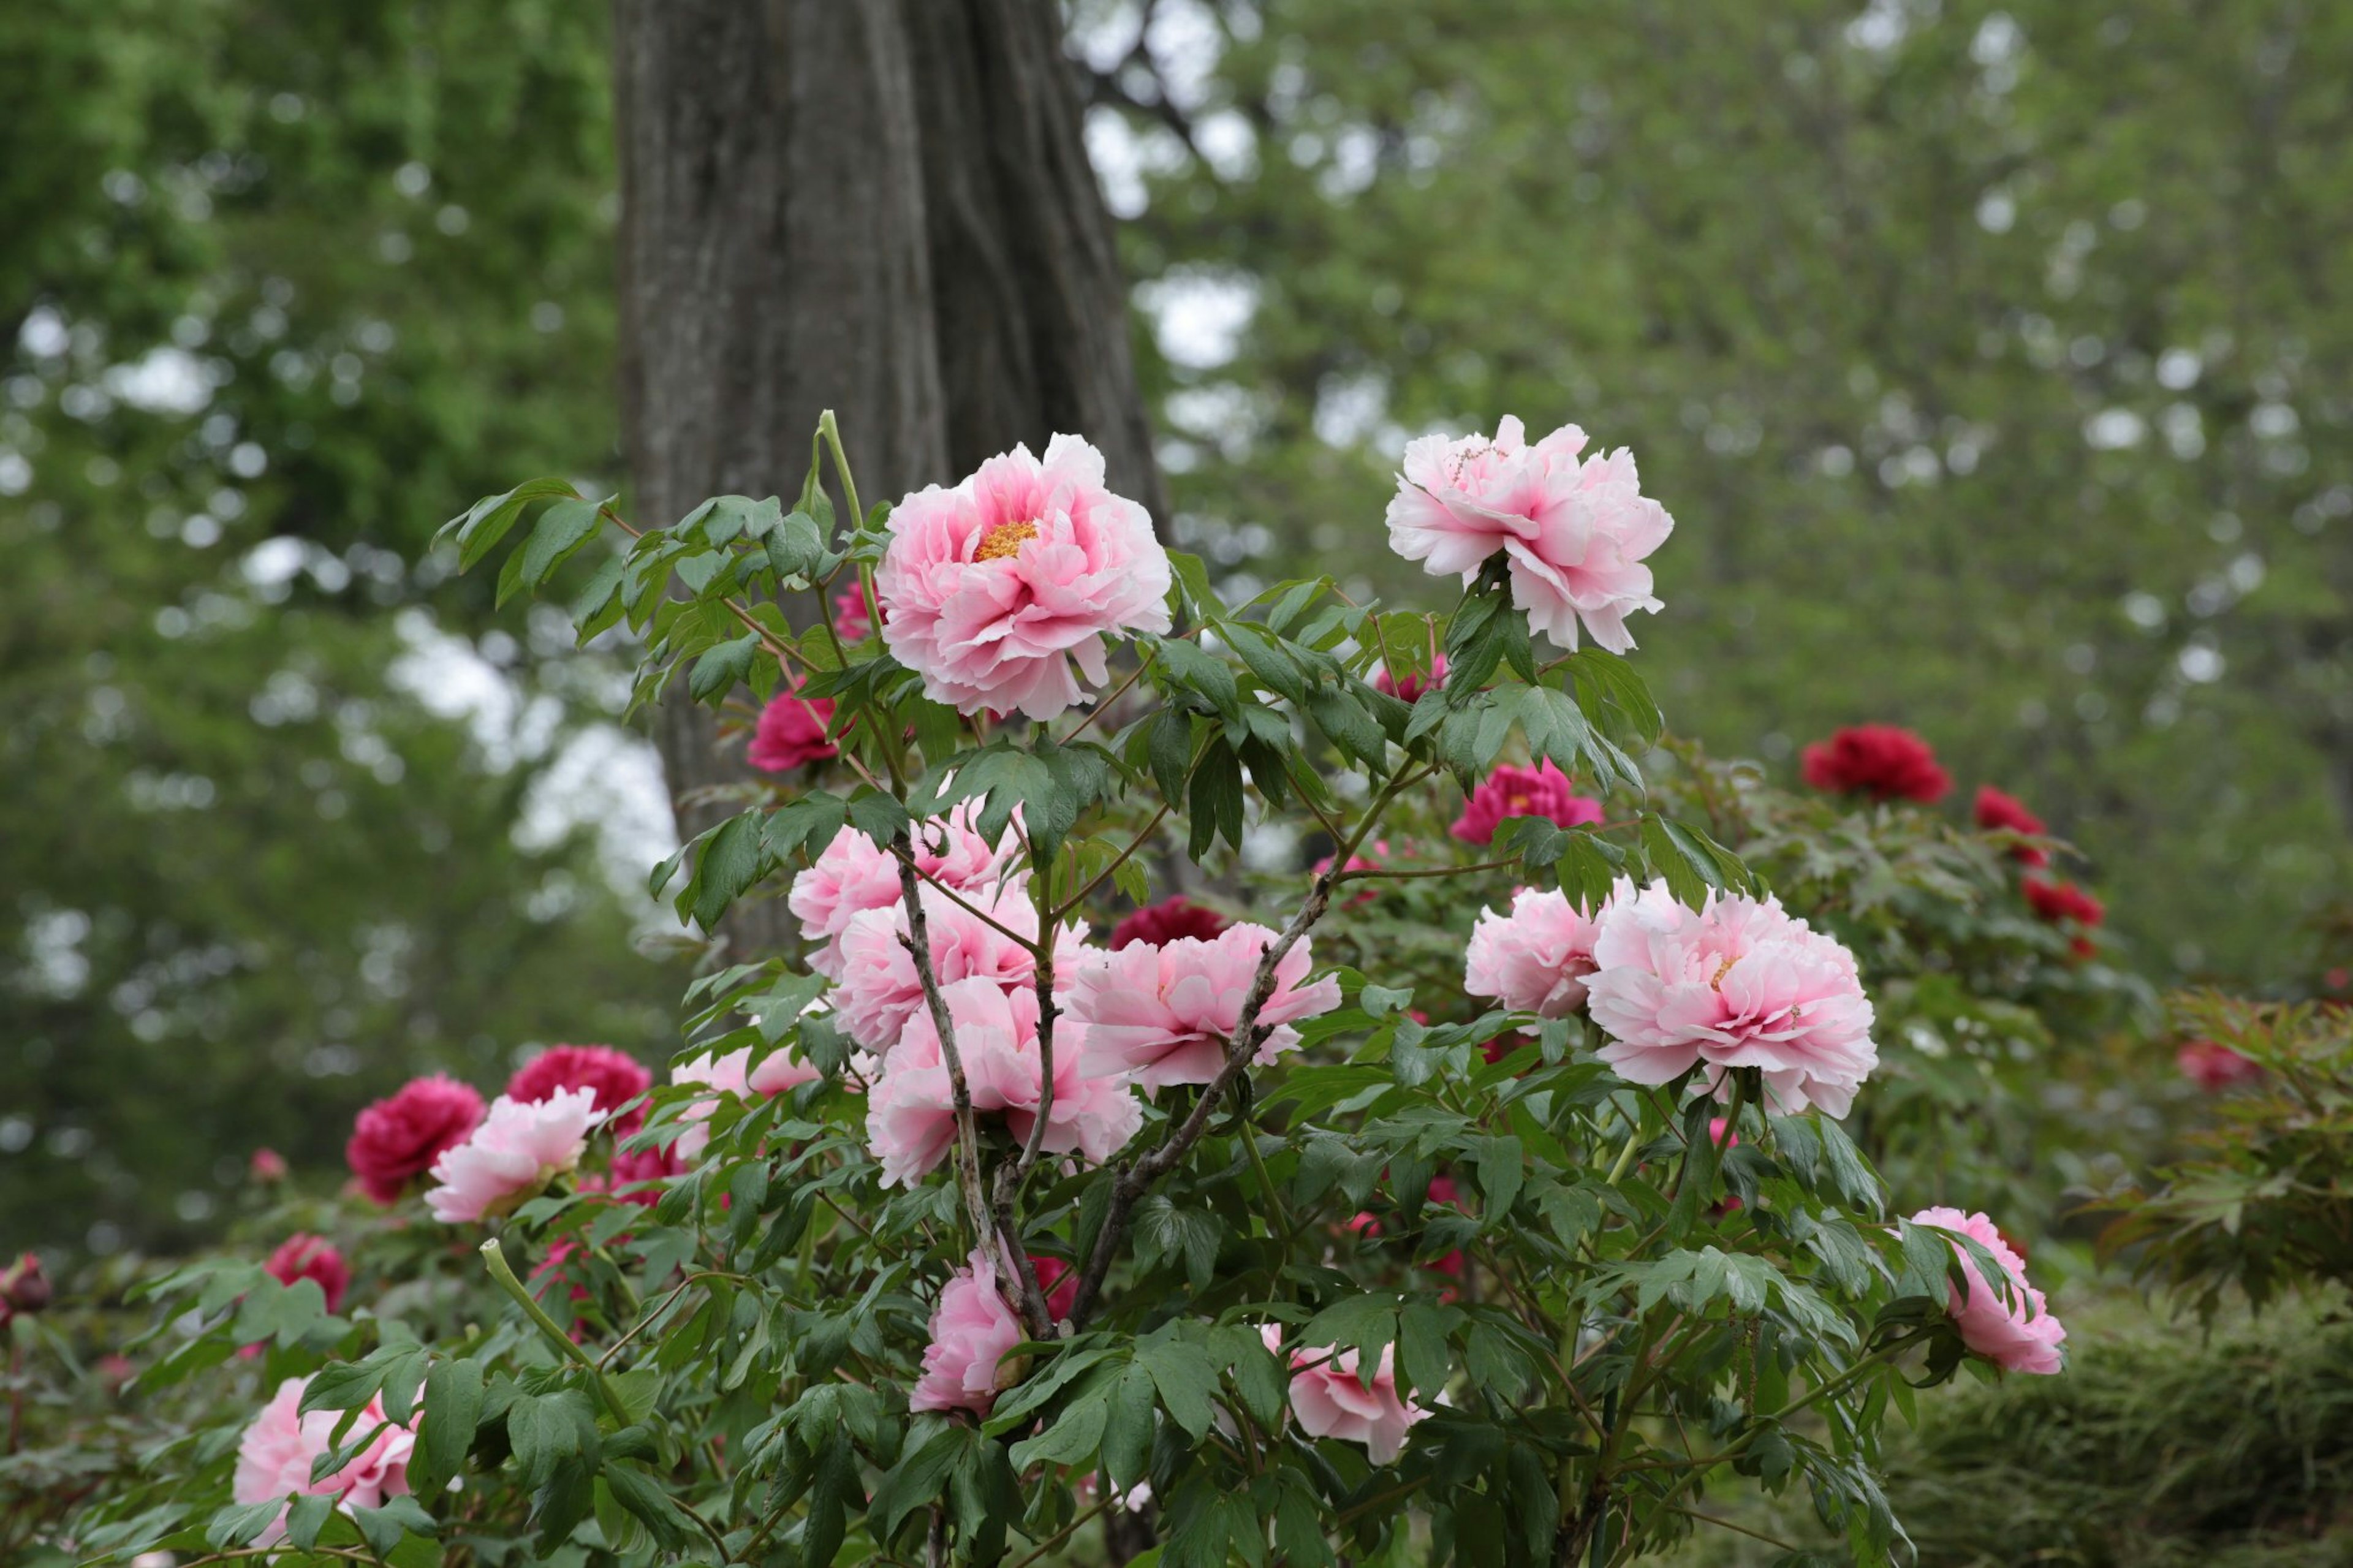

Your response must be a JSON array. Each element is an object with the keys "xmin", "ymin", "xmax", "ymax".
[
  {"xmin": 444, "ymin": 476, "xmax": 580, "ymax": 571},
  {"xmin": 282, "ymin": 1492, "xmax": 334, "ymax": 1551},
  {"xmin": 687, "ymin": 630, "xmax": 762, "ymax": 705},
  {"xmin": 414, "ymin": 1357, "xmax": 483, "ymax": 1496},
  {"xmin": 871, "ymin": 1425, "xmax": 969, "ymax": 1540},
  {"xmin": 1135, "ymin": 1336, "xmax": 1223, "ymax": 1439},
  {"xmin": 1188, "ymin": 739, "xmax": 1246, "ymax": 860},
  {"xmin": 1148, "ymin": 708, "xmax": 1196, "ymax": 803},
  {"xmin": 684, "ymin": 809, "xmax": 769, "ymax": 930},
  {"xmin": 507, "ymin": 496, "xmax": 605, "ymax": 602},
  {"xmin": 602, "ymin": 1464, "xmax": 688, "ymax": 1553},
  {"xmin": 1396, "ymin": 1301, "xmax": 1464, "ymax": 1399},
  {"xmin": 1159, "ymin": 638, "xmax": 1241, "ymax": 721},
  {"xmin": 1100, "ymin": 1363, "xmax": 1158, "ymax": 1490},
  {"xmin": 1009, "ymin": 1384, "xmax": 1112, "ymax": 1469},
  {"xmin": 1220, "ymin": 621, "xmax": 1308, "ymax": 704},
  {"xmin": 803, "ymin": 1428, "xmax": 861, "ymax": 1568},
  {"xmin": 1296, "ymin": 1294, "xmax": 1400, "ymax": 1374}
]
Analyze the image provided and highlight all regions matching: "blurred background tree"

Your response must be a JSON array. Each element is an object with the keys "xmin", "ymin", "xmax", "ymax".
[{"xmin": 1078, "ymin": 0, "xmax": 2353, "ymax": 982}]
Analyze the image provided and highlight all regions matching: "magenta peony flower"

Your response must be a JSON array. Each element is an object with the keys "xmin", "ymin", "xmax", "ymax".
[
  {"xmin": 249, "ymin": 1147, "xmax": 288, "ymax": 1184},
  {"xmin": 422, "ymin": 1088, "xmax": 602, "ymax": 1224},
  {"xmin": 833, "ymin": 881, "xmax": 1083, "ymax": 1054},
  {"xmin": 232, "ymin": 1376, "xmax": 415, "ymax": 1543},
  {"xmin": 2177, "ymin": 1039, "xmax": 2260, "ymax": 1093},
  {"xmin": 1386, "ymin": 417, "xmax": 1672, "ymax": 653},
  {"xmin": 1264, "ymin": 1325, "xmax": 1430, "ymax": 1463},
  {"xmin": 833, "ymin": 583, "xmax": 875, "ymax": 642},
  {"xmin": 1585, "ymin": 881, "xmax": 1878, "ymax": 1117},
  {"xmin": 1072, "ymin": 923, "xmax": 1343, "ymax": 1093},
  {"xmin": 507, "ymin": 1045, "xmax": 653, "ymax": 1137},
  {"xmin": 1973, "ymin": 785, "xmax": 2050, "ymax": 867},
  {"xmin": 909, "ymin": 1249, "xmax": 1026, "ymax": 1415},
  {"xmin": 1909, "ymin": 1207, "xmax": 2066, "ymax": 1375},
  {"xmin": 1800, "ymin": 724, "xmax": 1950, "ymax": 803},
  {"xmin": 1450, "ymin": 760, "xmax": 1604, "ymax": 847},
  {"xmin": 1464, "ymin": 886, "xmax": 1608, "ymax": 1017},
  {"xmin": 1374, "ymin": 653, "xmax": 1448, "ymax": 703},
  {"xmin": 263, "ymin": 1234, "xmax": 350, "ymax": 1315},
  {"xmin": 866, "ymin": 977, "xmax": 1140, "ymax": 1187},
  {"xmin": 345, "ymin": 1074, "xmax": 486, "ymax": 1205},
  {"xmin": 1110, "ymin": 896, "xmax": 1229, "ymax": 950},
  {"xmin": 876, "ymin": 435, "xmax": 1173, "ymax": 720},
  {"xmin": 746, "ymin": 681, "xmax": 839, "ymax": 772},
  {"xmin": 787, "ymin": 806, "xmax": 1020, "ymax": 979}
]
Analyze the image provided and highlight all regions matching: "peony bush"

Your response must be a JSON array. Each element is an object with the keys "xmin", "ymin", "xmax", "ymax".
[{"xmin": 61, "ymin": 411, "xmax": 2080, "ymax": 1568}]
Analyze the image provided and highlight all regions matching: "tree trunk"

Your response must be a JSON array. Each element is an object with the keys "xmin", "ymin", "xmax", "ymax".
[{"xmin": 614, "ymin": 0, "xmax": 1159, "ymax": 955}]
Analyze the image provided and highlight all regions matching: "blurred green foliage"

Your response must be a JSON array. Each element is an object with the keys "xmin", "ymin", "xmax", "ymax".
[
  {"xmin": 1089, "ymin": 0, "xmax": 2353, "ymax": 983},
  {"xmin": 0, "ymin": 0, "xmax": 673, "ymax": 1254}
]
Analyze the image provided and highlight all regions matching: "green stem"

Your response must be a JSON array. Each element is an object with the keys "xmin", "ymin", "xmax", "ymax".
[{"xmin": 480, "ymin": 1238, "xmax": 633, "ymax": 1423}]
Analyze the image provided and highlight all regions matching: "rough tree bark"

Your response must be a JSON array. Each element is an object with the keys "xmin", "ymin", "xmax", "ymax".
[{"xmin": 614, "ymin": 0, "xmax": 1161, "ymax": 957}]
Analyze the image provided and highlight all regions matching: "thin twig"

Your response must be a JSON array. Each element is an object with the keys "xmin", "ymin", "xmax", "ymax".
[{"xmin": 892, "ymin": 829, "xmax": 1000, "ymax": 1289}]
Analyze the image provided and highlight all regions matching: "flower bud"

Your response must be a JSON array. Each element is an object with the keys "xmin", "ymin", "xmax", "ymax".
[{"xmin": 1, "ymin": 1252, "xmax": 51, "ymax": 1316}]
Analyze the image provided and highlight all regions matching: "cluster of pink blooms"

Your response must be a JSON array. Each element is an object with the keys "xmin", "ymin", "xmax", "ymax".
[
  {"xmin": 1386, "ymin": 416, "xmax": 1672, "ymax": 653},
  {"xmin": 2176, "ymin": 1038, "xmax": 2260, "ymax": 1093},
  {"xmin": 423, "ymin": 1087, "xmax": 603, "ymax": 1224},
  {"xmin": 835, "ymin": 881, "xmax": 1085, "ymax": 1051},
  {"xmin": 787, "ymin": 803, "xmax": 1022, "ymax": 978},
  {"xmin": 1908, "ymin": 1208, "xmax": 2067, "ymax": 1374},
  {"xmin": 1073, "ymin": 923, "xmax": 1343, "ymax": 1094},
  {"xmin": 1450, "ymin": 759, "xmax": 1603, "ymax": 847},
  {"xmin": 232, "ymin": 1376, "xmax": 417, "ymax": 1542},
  {"xmin": 1466, "ymin": 877, "xmax": 1877, "ymax": 1118},
  {"xmin": 876, "ymin": 434, "xmax": 1173, "ymax": 721}
]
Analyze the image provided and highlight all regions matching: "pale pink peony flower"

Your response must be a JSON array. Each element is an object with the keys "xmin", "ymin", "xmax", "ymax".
[
  {"xmin": 232, "ymin": 1376, "xmax": 416, "ymax": 1543},
  {"xmin": 1386, "ymin": 417, "xmax": 1672, "ymax": 653},
  {"xmin": 1072, "ymin": 923, "xmax": 1343, "ymax": 1093},
  {"xmin": 909, "ymin": 1249, "xmax": 1028, "ymax": 1415},
  {"xmin": 866, "ymin": 978, "xmax": 1139, "ymax": 1187},
  {"xmin": 664, "ymin": 1041, "xmax": 826, "ymax": 1162},
  {"xmin": 1450, "ymin": 759, "xmax": 1604, "ymax": 847},
  {"xmin": 1263, "ymin": 1325, "xmax": 1430, "ymax": 1463},
  {"xmin": 786, "ymin": 805, "xmax": 1021, "ymax": 979},
  {"xmin": 876, "ymin": 434, "xmax": 1174, "ymax": 720},
  {"xmin": 1909, "ymin": 1207, "xmax": 2067, "ymax": 1375},
  {"xmin": 1464, "ymin": 886, "xmax": 1609, "ymax": 1017},
  {"xmin": 1585, "ymin": 881, "xmax": 1877, "ymax": 1117},
  {"xmin": 422, "ymin": 1087, "xmax": 602, "ymax": 1224},
  {"xmin": 834, "ymin": 881, "xmax": 1083, "ymax": 1053}
]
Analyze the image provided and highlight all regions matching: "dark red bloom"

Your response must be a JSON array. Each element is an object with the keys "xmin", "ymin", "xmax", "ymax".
[
  {"xmin": 0, "ymin": 1252, "xmax": 50, "ymax": 1317},
  {"xmin": 264, "ymin": 1234, "xmax": 350, "ymax": 1315},
  {"xmin": 2023, "ymin": 875, "xmax": 2105, "ymax": 929},
  {"xmin": 1973, "ymin": 786, "xmax": 2050, "ymax": 866},
  {"xmin": 606, "ymin": 1143, "xmax": 684, "ymax": 1204},
  {"xmin": 1030, "ymin": 1256, "xmax": 1080, "ymax": 1322},
  {"xmin": 2177, "ymin": 1040, "xmax": 2260, "ymax": 1093},
  {"xmin": 1110, "ymin": 896, "xmax": 1230, "ymax": 950},
  {"xmin": 345, "ymin": 1074, "xmax": 485, "ymax": 1205},
  {"xmin": 1800, "ymin": 725, "xmax": 1951, "ymax": 803},
  {"xmin": 1374, "ymin": 654, "xmax": 1448, "ymax": 704},
  {"xmin": 507, "ymin": 1044, "xmax": 654, "ymax": 1137}
]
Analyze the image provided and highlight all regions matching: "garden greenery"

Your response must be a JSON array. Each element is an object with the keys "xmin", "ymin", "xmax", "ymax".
[{"xmin": 63, "ymin": 412, "xmax": 2083, "ymax": 1568}]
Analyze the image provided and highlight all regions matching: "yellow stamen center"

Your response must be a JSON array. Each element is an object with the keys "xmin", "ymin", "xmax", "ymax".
[
  {"xmin": 1710, "ymin": 953, "xmax": 1738, "ymax": 991},
  {"xmin": 974, "ymin": 518, "xmax": 1040, "ymax": 562}
]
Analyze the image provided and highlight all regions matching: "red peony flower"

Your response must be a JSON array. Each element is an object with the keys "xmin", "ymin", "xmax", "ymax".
[
  {"xmin": 1029, "ymin": 1256, "xmax": 1080, "ymax": 1322},
  {"xmin": 2177, "ymin": 1039, "xmax": 2260, "ymax": 1093},
  {"xmin": 747, "ymin": 682, "xmax": 838, "ymax": 772},
  {"xmin": 1973, "ymin": 786, "xmax": 2050, "ymax": 866},
  {"xmin": 1374, "ymin": 654, "xmax": 1448, "ymax": 705},
  {"xmin": 1800, "ymin": 725, "xmax": 1951, "ymax": 803},
  {"xmin": 345, "ymin": 1075, "xmax": 485, "ymax": 1205},
  {"xmin": 1108, "ymin": 896, "xmax": 1229, "ymax": 951},
  {"xmin": 264, "ymin": 1234, "xmax": 350, "ymax": 1316},
  {"xmin": 507, "ymin": 1044, "xmax": 654, "ymax": 1137},
  {"xmin": 2023, "ymin": 875, "xmax": 2105, "ymax": 928}
]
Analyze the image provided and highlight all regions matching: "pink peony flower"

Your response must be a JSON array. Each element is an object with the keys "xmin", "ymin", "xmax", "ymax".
[
  {"xmin": 1264, "ymin": 1325, "xmax": 1430, "ymax": 1463},
  {"xmin": 866, "ymin": 978, "xmax": 1139, "ymax": 1187},
  {"xmin": 1585, "ymin": 881, "xmax": 1878, "ymax": 1117},
  {"xmin": 1110, "ymin": 895, "xmax": 1229, "ymax": 950},
  {"xmin": 909, "ymin": 1249, "xmax": 1028, "ymax": 1415},
  {"xmin": 346, "ymin": 1075, "xmax": 486, "ymax": 1205},
  {"xmin": 232, "ymin": 1376, "xmax": 416, "ymax": 1543},
  {"xmin": 2177, "ymin": 1039, "xmax": 2260, "ymax": 1093},
  {"xmin": 787, "ymin": 806, "xmax": 1020, "ymax": 980},
  {"xmin": 1374, "ymin": 653, "xmax": 1448, "ymax": 703},
  {"xmin": 664, "ymin": 1042, "xmax": 824, "ymax": 1162},
  {"xmin": 1385, "ymin": 417, "xmax": 1672, "ymax": 653},
  {"xmin": 877, "ymin": 434, "xmax": 1174, "ymax": 720},
  {"xmin": 507, "ymin": 1045, "xmax": 653, "ymax": 1137},
  {"xmin": 1909, "ymin": 1206, "xmax": 2066, "ymax": 1375},
  {"xmin": 833, "ymin": 583, "xmax": 874, "ymax": 642},
  {"xmin": 747, "ymin": 681, "xmax": 839, "ymax": 772},
  {"xmin": 1450, "ymin": 760, "xmax": 1604, "ymax": 847},
  {"xmin": 1313, "ymin": 838, "xmax": 1390, "ymax": 906},
  {"xmin": 263, "ymin": 1234, "xmax": 350, "ymax": 1315},
  {"xmin": 1031, "ymin": 1255, "xmax": 1080, "ymax": 1322},
  {"xmin": 834, "ymin": 881, "xmax": 1082, "ymax": 1054},
  {"xmin": 1072, "ymin": 923, "xmax": 1343, "ymax": 1093},
  {"xmin": 2023, "ymin": 874, "xmax": 2105, "ymax": 929},
  {"xmin": 422, "ymin": 1088, "xmax": 602, "ymax": 1224},
  {"xmin": 1800, "ymin": 725, "xmax": 1950, "ymax": 803},
  {"xmin": 249, "ymin": 1147, "xmax": 289, "ymax": 1184},
  {"xmin": 1973, "ymin": 786, "xmax": 2050, "ymax": 867},
  {"xmin": 1464, "ymin": 886, "xmax": 1608, "ymax": 1017}
]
